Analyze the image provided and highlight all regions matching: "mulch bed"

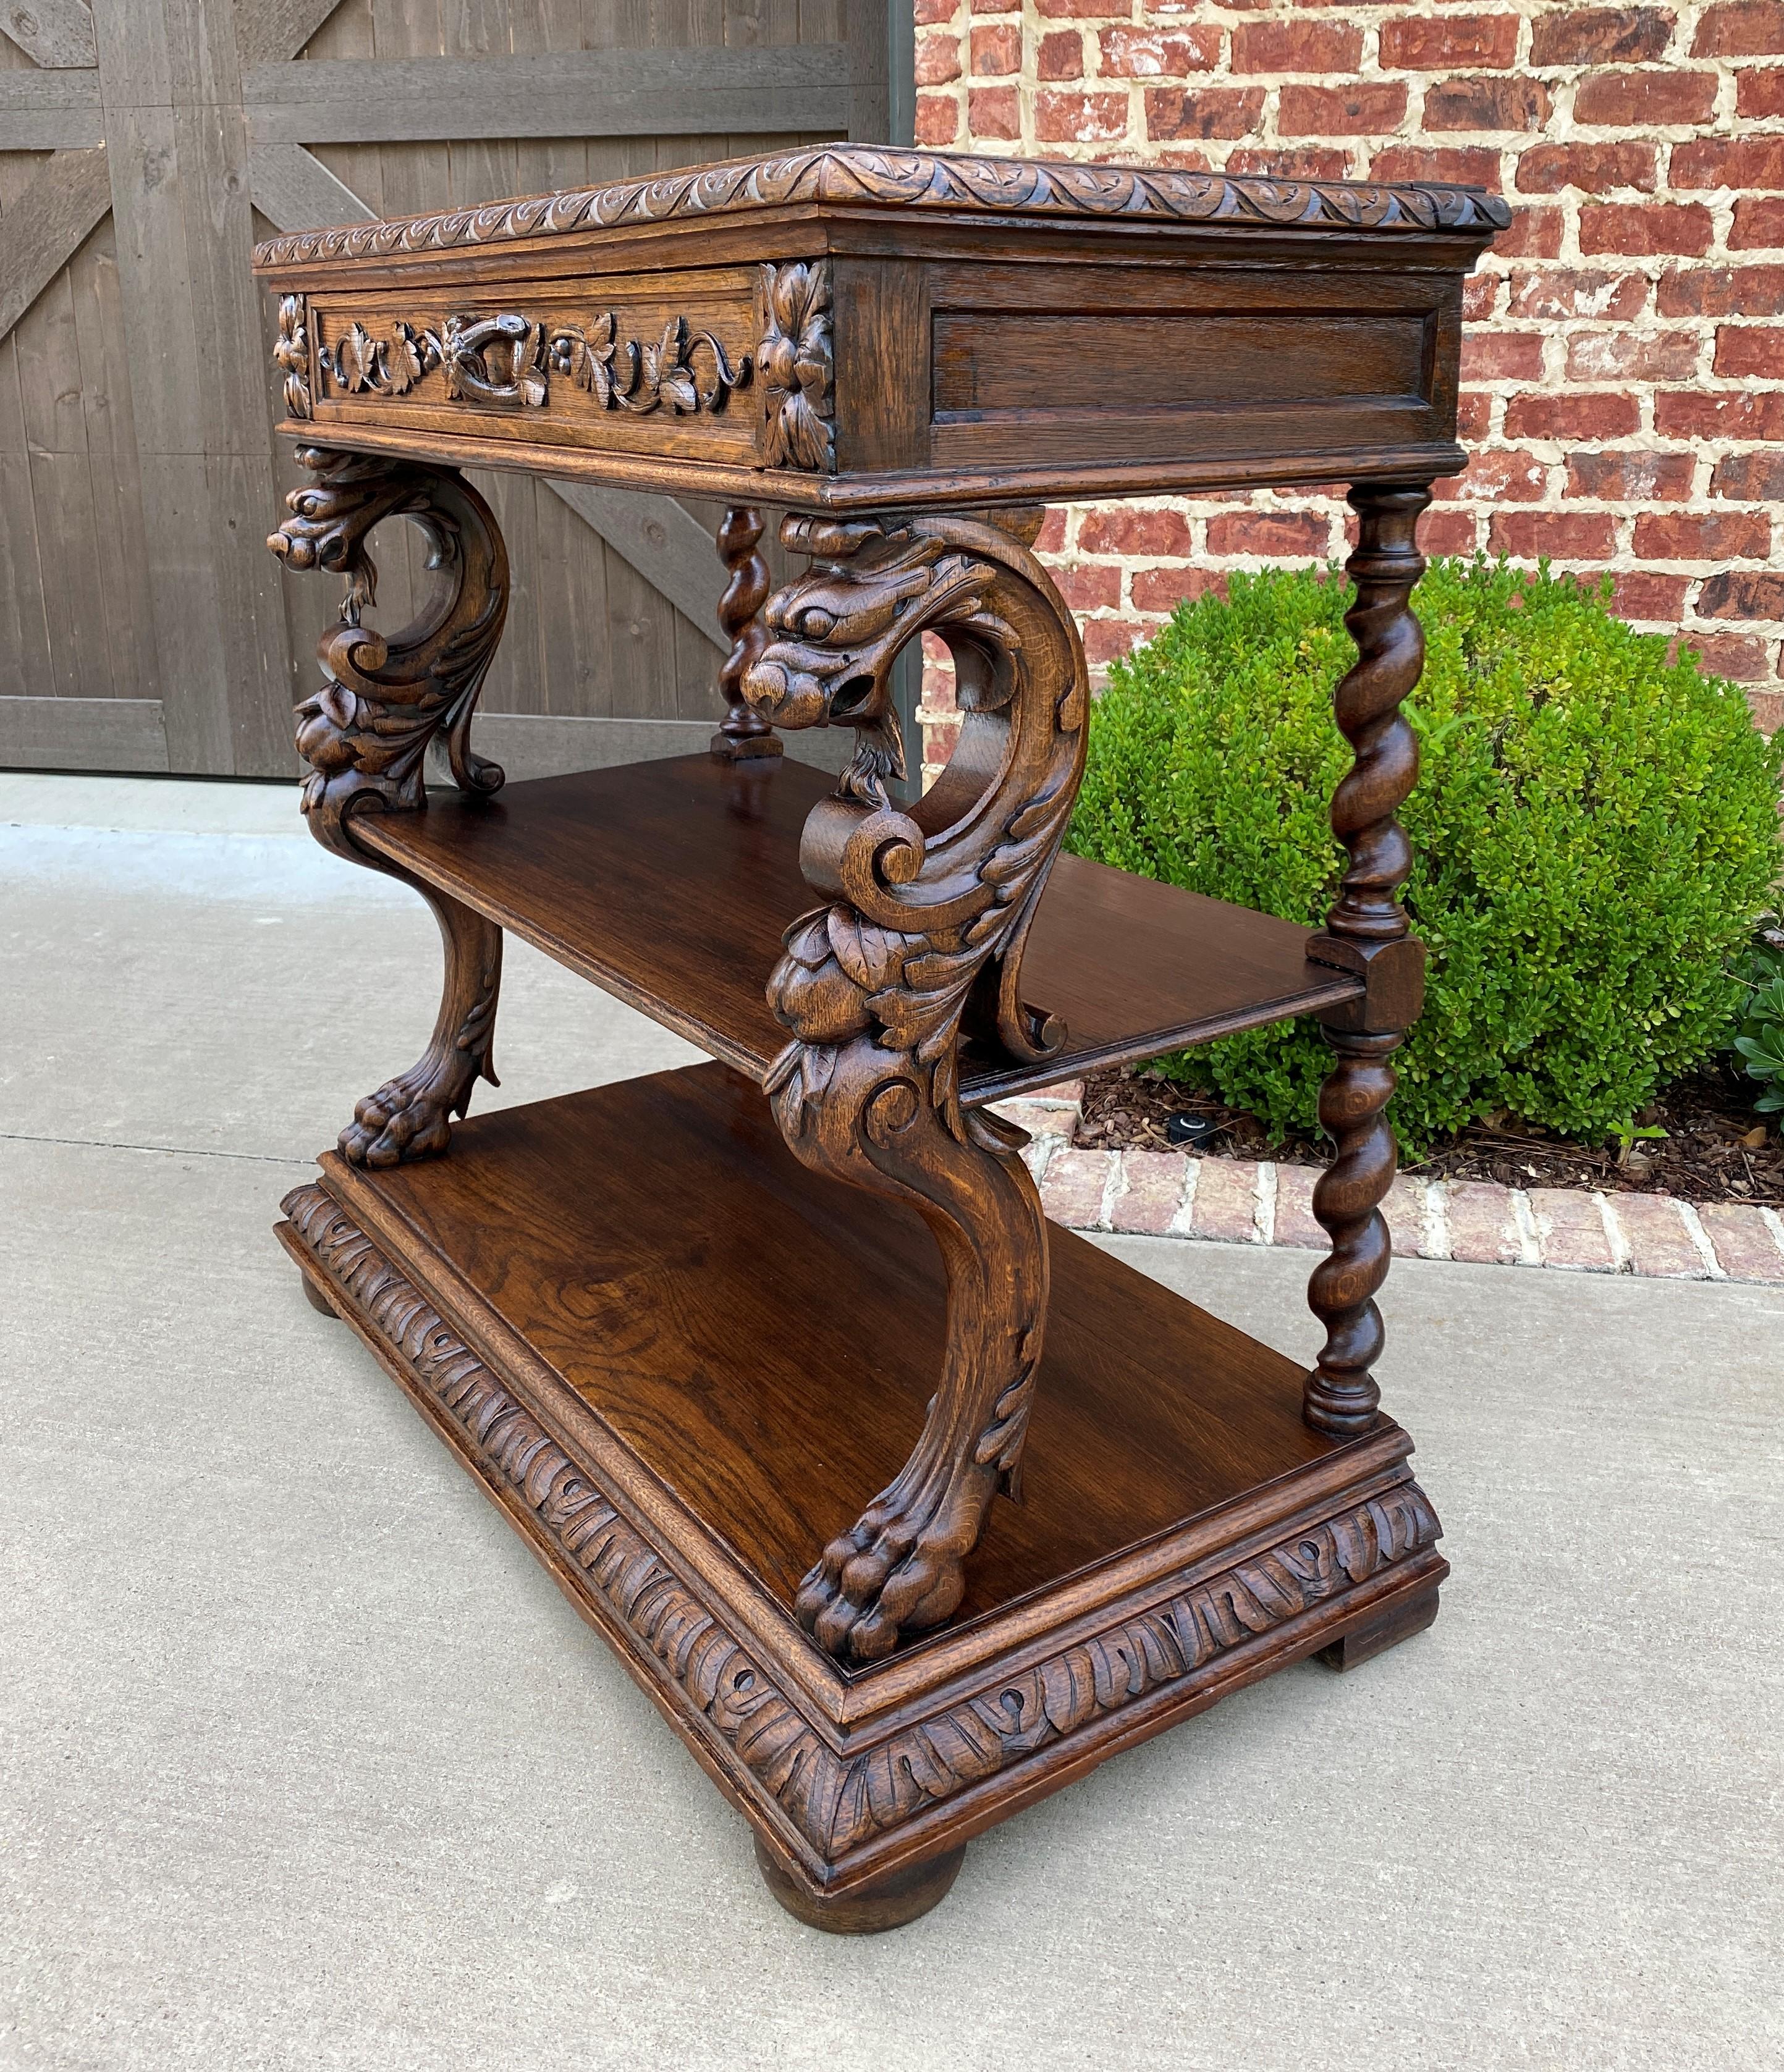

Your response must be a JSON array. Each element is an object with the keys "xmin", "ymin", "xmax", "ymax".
[{"xmin": 1075, "ymin": 1060, "xmax": 1783, "ymax": 1208}]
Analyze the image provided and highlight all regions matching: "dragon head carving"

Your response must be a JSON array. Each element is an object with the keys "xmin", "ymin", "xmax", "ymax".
[{"xmin": 742, "ymin": 519, "xmax": 1017, "ymax": 807}]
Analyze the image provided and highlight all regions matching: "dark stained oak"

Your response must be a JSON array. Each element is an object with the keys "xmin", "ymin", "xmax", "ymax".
[
  {"xmin": 356, "ymin": 752, "xmax": 1365, "ymax": 1106},
  {"xmin": 1317, "ymin": 1581, "xmax": 1441, "ymax": 1672},
  {"xmin": 709, "ymin": 505, "xmax": 779, "ymax": 763},
  {"xmin": 1304, "ymin": 486, "xmax": 1432, "ymax": 1437},
  {"xmin": 259, "ymin": 141, "xmax": 1497, "ymax": 1928},
  {"xmin": 275, "ymin": 1063, "xmax": 1450, "ymax": 1921},
  {"xmin": 335, "ymin": 1063, "xmax": 1345, "ymax": 1625},
  {"xmin": 753, "ymin": 1836, "xmax": 967, "ymax": 1934},
  {"xmin": 250, "ymin": 145, "xmax": 1503, "ymax": 515}
]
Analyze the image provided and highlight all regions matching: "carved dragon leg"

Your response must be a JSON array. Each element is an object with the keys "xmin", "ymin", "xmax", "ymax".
[
  {"xmin": 768, "ymin": 1028, "xmax": 1047, "ymax": 1661},
  {"xmin": 339, "ymin": 893, "xmax": 502, "ymax": 1167},
  {"xmin": 1305, "ymin": 484, "xmax": 1432, "ymax": 1436},
  {"xmin": 745, "ymin": 513, "xmax": 1087, "ymax": 1663},
  {"xmin": 269, "ymin": 444, "xmax": 509, "ymax": 1169}
]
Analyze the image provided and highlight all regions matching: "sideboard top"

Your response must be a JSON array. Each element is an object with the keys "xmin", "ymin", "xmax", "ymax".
[{"xmin": 251, "ymin": 142, "xmax": 1511, "ymax": 272}]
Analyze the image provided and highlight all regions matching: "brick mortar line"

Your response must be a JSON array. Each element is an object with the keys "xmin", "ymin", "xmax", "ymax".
[
  {"xmin": 993, "ymin": 1088, "xmax": 1784, "ymax": 1284},
  {"xmin": 913, "ymin": 2, "xmax": 1784, "ymax": 714}
]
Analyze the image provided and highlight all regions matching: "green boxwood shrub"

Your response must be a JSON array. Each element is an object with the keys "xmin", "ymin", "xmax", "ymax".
[{"xmin": 1066, "ymin": 557, "xmax": 1784, "ymax": 1156}]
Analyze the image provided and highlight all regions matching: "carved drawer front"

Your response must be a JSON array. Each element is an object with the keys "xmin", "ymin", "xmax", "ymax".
[
  {"xmin": 278, "ymin": 263, "xmax": 833, "ymax": 472},
  {"xmin": 924, "ymin": 264, "xmax": 1460, "ymax": 473}
]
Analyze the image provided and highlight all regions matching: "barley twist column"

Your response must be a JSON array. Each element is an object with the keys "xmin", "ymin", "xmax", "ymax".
[
  {"xmin": 710, "ymin": 505, "xmax": 780, "ymax": 760},
  {"xmin": 1304, "ymin": 482, "xmax": 1432, "ymax": 1437}
]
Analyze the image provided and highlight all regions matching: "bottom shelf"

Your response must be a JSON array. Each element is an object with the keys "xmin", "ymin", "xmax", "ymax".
[{"xmin": 277, "ymin": 1063, "xmax": 1446, "ymax": 1911}]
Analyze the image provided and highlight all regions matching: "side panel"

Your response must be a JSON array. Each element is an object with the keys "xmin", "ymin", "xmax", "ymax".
[{"xmin": 924, "ymin": 261, "xmax": 1460, "ymax": 474}]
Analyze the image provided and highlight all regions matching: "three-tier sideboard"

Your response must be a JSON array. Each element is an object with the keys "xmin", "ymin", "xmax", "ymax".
[{"xmin": 253, "ymin": 145, "xmax": 1507, "ymax": 1932}]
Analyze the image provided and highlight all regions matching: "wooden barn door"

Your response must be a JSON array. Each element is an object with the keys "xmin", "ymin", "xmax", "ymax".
[{"xmin": 0, "ymin": 2, "xmax": 913, "ymax": 778}]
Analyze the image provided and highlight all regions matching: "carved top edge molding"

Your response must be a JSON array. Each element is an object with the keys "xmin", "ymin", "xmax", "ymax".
[{"xmin": 252, "ymin": 144, "xmax": 1513, "ymax": 271}]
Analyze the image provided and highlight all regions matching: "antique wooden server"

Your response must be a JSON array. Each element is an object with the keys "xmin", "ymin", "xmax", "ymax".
[{"xmin": 252, "ymin": 146, "xmax": 1506, "ymax": 1932}]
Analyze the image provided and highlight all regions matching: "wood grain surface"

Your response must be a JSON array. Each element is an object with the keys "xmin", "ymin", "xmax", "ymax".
[
  {"xmin": 342, "ymin": 1063, "xmax": 1343, "ymax": 1621},
  {"xmin": 279, "ymin": 1061, "xmax": 1447, "ymax": 1917},
  {"xmin": 357, "ymin": 752, "xmax": 1364, "ymax": 1103}
]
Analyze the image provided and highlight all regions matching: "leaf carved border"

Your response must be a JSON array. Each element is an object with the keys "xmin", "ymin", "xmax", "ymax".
[
  {"xmin": 282, "ymin": 1184, "xmax": 1443, "ymax": 1863},
  {"xmin": 309, "ymin": 310, "xmax": 751, "ymax": 418},
  {"xmin": 253, "ymin": 145, "xmax": 1511, "ymax": 272},
  {"xmin": 284, "ymin": 276, "xmax": 830, "ymax": 468}
]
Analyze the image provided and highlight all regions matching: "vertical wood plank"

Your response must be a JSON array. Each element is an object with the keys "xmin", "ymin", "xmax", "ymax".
[
  {"xmin": 469, "ymin": 465, "xmax": 542, "ymax": 712},
  {"xmin": 68, "ymin": 220, "xmax": 163, "ymax": 703},
  {"xmin": 0, "ymin": 182, "xmax": 52, "ymax": 700},
  {"xmin": 28, "ymin": 447, "xmax": 108, "ymax": 696},
  {"xmin": 842, "ymin": 0, "xmax": 889, "ymax": 143},
  {"xmin": 12, "ymin": 251, "xmax": 85, "ymax": 458},
  {"xmin": 602, "ymin": 541, "xmax": 679, "ymax": 721},
  {"xmin": 531, "ymin": 465, "xmax": 600, "ymax": 717},
  {"xmin": 95, "ymin": 0, "xmax": 294, "ymax": 772},
  {"xmin": 0, "ymin": 441, "xmax": 53, "ymax": 697},
  {"xmin": 305, "ymin": 1, "xmax": 386, "ymax": 206},
  {"xmin": 11, "ymin": 262, "xmax": 104, "ymax": 698},
  {"xmin": 448, "ymin": 0, "xmax": 520, "ymax": 206}
]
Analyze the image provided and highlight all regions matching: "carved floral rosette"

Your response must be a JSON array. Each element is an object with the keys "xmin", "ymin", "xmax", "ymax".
[
  {"xmin": 757, "ymin": 262, "xmax": 834, "ymax": 472},
  {"xmin": 275, "ymin": 296, "xmax": 311, "ymax": 419}
]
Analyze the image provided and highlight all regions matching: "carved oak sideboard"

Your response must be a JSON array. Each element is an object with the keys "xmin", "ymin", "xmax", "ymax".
[{"xmin": 253, "ymin": 145, "xmax": 1506, "ymax": 1933}]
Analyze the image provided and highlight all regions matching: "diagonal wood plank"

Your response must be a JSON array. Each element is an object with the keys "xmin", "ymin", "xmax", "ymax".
[
  {"xmin": 248, "ymin": 141, "xmax": 376, "ymax": 232},
  {"xmin": 234, "ymin": 0, "xmax": 349, "ymax": 70},
  {"xmin": 95, "ymin": 0, "xmax": 294, "ymax": 775},
  {"xmin": 0, "ymin": 145, "xmax": 109, "ymax": 345},
  {"xmin": 0, "ymin": 0, "xmax": 95, "ymax": 67},
  {"xmin": 545, "ymin": 481, "xmax": 724, "ymax": 651}
]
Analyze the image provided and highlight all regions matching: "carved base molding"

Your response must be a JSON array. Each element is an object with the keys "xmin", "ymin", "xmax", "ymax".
[{"xmin": 273, "ymin": 1070, "xmax": 1447, "ymax": 1917}]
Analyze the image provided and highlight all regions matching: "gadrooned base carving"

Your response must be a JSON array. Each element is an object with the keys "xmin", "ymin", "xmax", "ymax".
[{"xmin": 279, "ymin": 1180, "xmax": 1448, "ymax": 1895}]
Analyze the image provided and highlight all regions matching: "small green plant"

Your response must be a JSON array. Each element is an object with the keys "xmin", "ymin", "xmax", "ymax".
[
  {"xmin": 1609, "ymin": 1116, "xmax": 1669, "ymax": 1166},
  {"xmin": 1067, "ymin": 557, "xmax": 1784, "ymax": 1155},
  {"xmin": 1735, "ymin": 933, "xmax": 1784, "ymax": 1117}
]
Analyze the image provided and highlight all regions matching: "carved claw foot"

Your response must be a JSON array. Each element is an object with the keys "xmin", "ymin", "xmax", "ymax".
[
  {"xmin": 273, "ymin": 448, "xmax": 513, "ymax": 1170},
  {"xmin": 340, "ymin": 1061, "xmax": 480, "ymax": 1167},
  {"xmin": 796, "ymin": 1460, "xmax": 994, "ymax": 1662},
  {"xmin": 338, "ymin": 897, "xmax": 502, "ymax": 1168}
]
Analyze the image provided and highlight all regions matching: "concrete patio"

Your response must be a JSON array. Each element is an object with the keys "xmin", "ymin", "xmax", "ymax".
[{"xmin": 3, "ymin": 773, "xmax": 1780, "ymax": 2072}]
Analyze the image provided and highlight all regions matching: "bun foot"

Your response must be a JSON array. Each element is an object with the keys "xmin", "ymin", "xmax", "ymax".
[
  {"xmin": 753, "ymin": 1838, "xmax": 966, "ymax": 1934},
  {"xmin": 300, "ymin": 1271, "xmax": 339, "ymax": 1318},
  {"xmin": 1317, "ymin": 1581, "xmax": 1440, "ymax": 1671}
]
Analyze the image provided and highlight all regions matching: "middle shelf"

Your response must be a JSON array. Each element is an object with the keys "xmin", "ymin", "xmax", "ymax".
[{"xmin": 359, "ymin": 750, "xmax": 1363, "ymax": 1107}]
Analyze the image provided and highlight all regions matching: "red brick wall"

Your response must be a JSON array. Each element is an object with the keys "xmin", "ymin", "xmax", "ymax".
[{"xmin": 911, "ymin": 0, "xmax": 1784, "ymax": 774}]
